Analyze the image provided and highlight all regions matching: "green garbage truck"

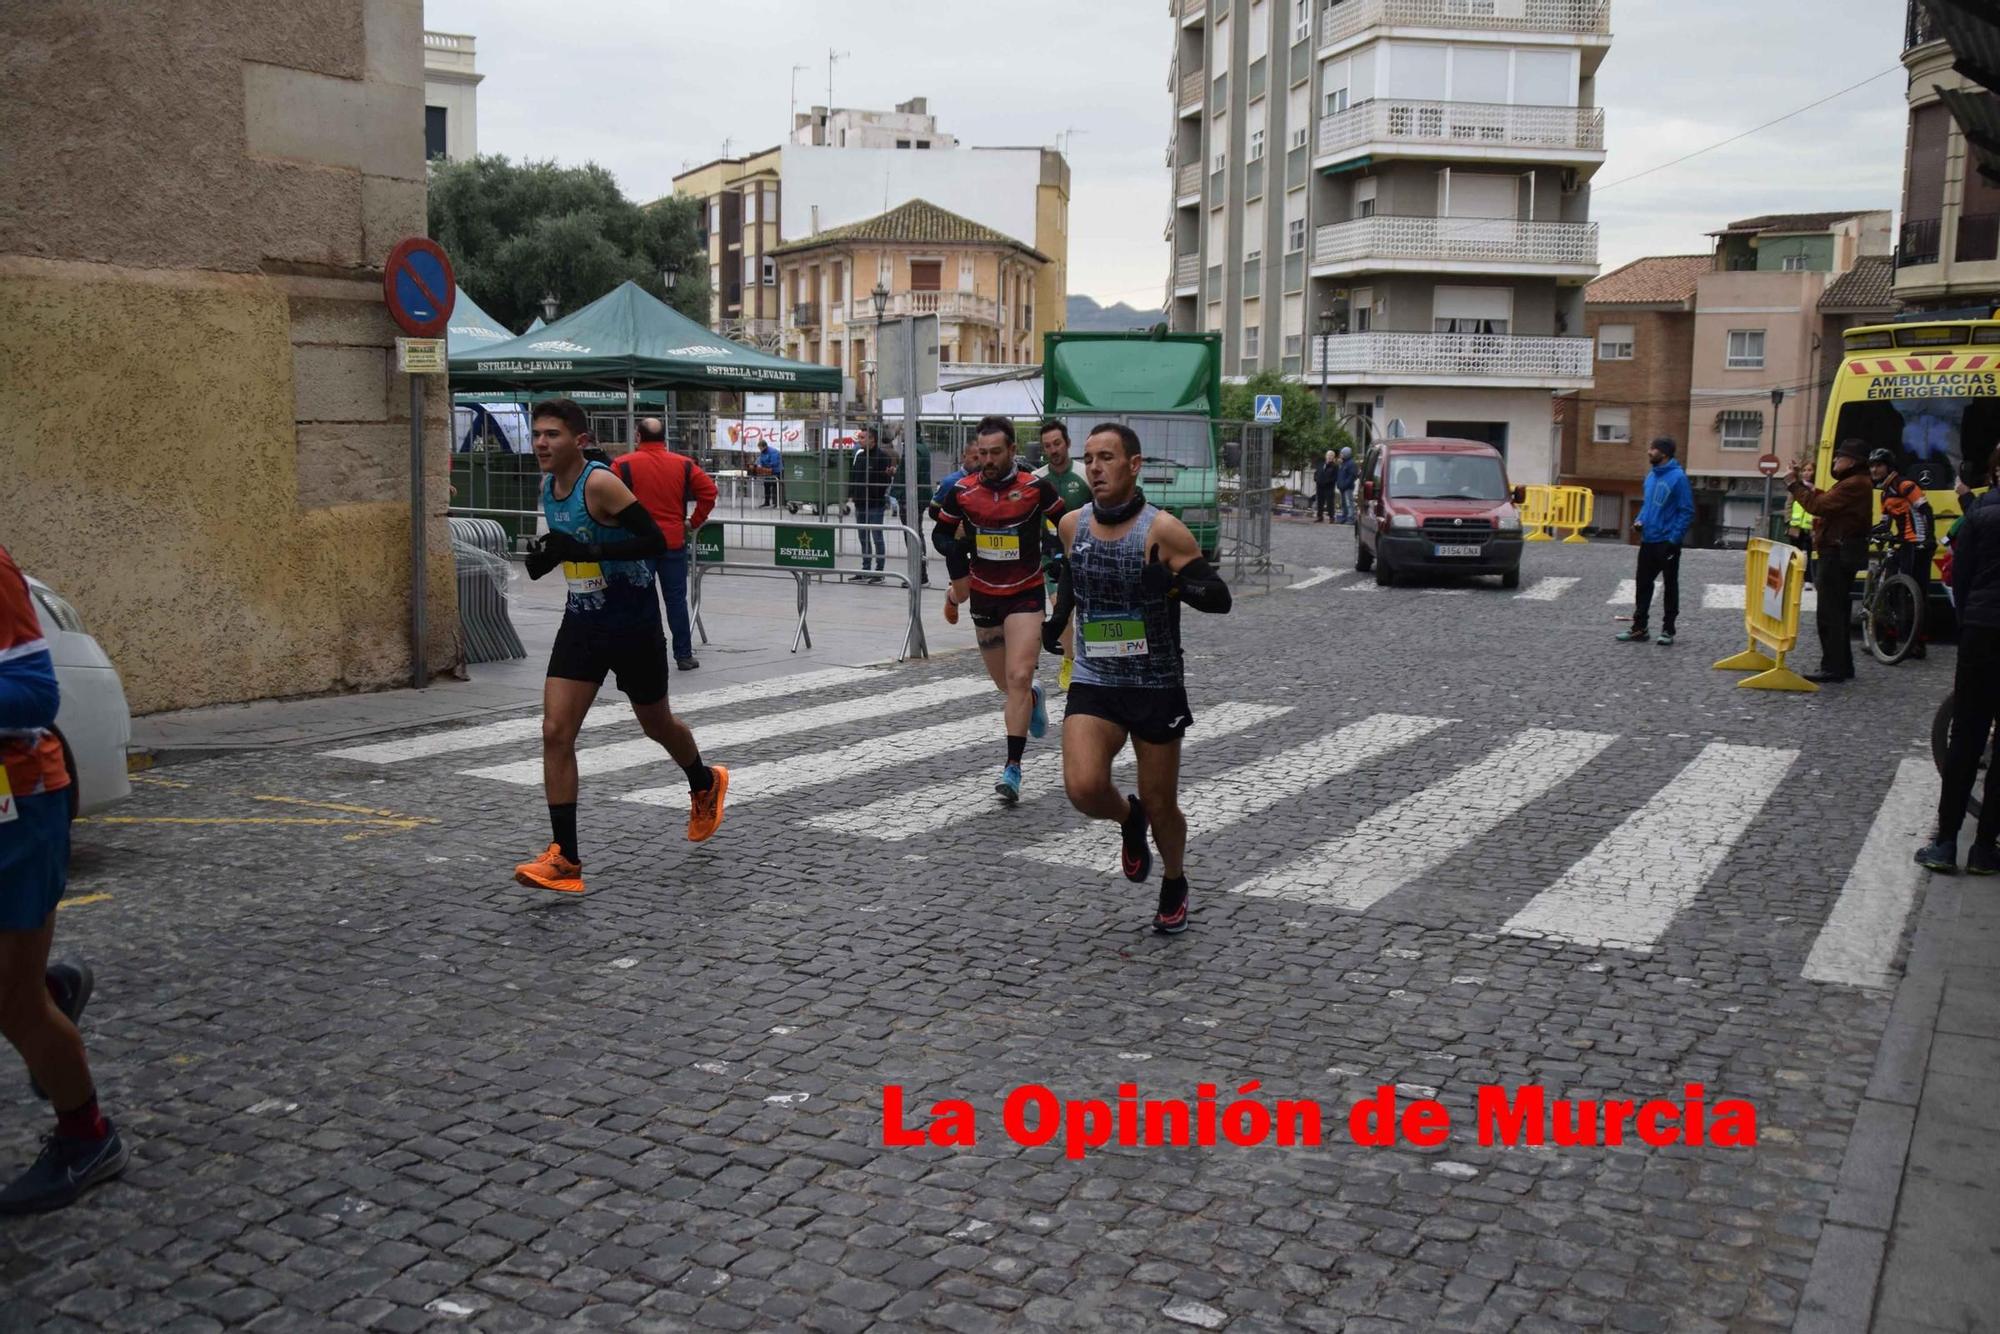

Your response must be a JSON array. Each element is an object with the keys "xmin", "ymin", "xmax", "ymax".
[{"xmin": 1040, "ymin": 330, "xmax": 1223, "ymax": 557}]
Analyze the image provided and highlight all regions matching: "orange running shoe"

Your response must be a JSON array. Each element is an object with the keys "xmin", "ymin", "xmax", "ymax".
[
  {"xmin": 688, "ymin": 765, "xmax": 730, "ymax": 842},
  {"xmin": 515, "ymin": 844, "xmax": 585, "ymax": 894},
  {"xmin": 943, "ymin": 595, "xmax": 960, "ymax": 625}
]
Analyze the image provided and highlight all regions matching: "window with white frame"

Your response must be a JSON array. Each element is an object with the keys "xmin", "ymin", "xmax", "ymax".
[
  {"xmin": 1245, "ymin": 326, "xmax": 1261, "ymax": 359},
  {"xmin": 1719, "ymin": 410, "xmax": 1764, "ymax": 450},
  {"xmin": 1288, "ymin": 217, "xmax": 1306, "ymax": 252},
  {"xmin": 1782, "ymin": 255, "xmax": 1809, "ymax": 272},
  {"xmin": 1433, "ymin": 285, "xmax": 1511, "ymax": 335},
  {"xmin": 761, "ymin": 256, "xmax": 777, "ymax": 286},
  {"xmin": 1213, "ymin": 147, "xmax": 1228, "ymax": 174},
  {"xmin": 1354, "ymin": 178, "xmax": 1377, "ymax": 220},
  {"xmin": 1593, "ymin": 407, "xmax": 1632, "ymax": 444},
  {"xmin": 1726, "ymin": 329, "xmax": 1766, "ymax": 369},
  {"xmin": 1288, "ymin": 81, "xmax": 1309, "ymax": 149},
  {"xmin": 1292, "ymin": 0, "xmax": 1310, "ymax": 43},
  {"xmin": 1250, "ymin": 127, "xmax": 1266, "ymax": 160},
  {"xmin": 1597, "ymin": 323, "xmax": 1635, "ymax": 361},
  {"xmin": 1324, "ymin": 85, "xmax": 1349, "ymax": 117},
  {"xmin": 1249, "ymin": 0, "xmax": 1268, "ymax": 62}
]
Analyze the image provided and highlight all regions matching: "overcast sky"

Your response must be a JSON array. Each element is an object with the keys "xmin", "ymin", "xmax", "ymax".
[{"xmin": 428, "ymin": 0, "xmax": 1910, "ymax": 308}]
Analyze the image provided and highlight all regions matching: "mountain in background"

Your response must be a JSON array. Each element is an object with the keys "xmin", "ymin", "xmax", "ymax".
[{"xmin": 1065, "ymin": 295, "xmax": 1164, "ymax": 332}]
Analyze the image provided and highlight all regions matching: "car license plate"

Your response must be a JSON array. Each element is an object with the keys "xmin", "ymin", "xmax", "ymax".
[{"xmin": 1433, "ymin": 543, "xmax": 1481, "ymax": 558}]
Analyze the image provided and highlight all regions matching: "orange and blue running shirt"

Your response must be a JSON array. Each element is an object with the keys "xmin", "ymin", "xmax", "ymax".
[
  {"xmin": 936, "ymin": 467, "xmax": 1067, "ymax": 597},
  {"xmin": 1880, "ymin": 474, "xmax": 1935, "ymax": 547},
  {"xmin": 0, "ymin": 544, "xmax": 70, "ymax": 805}
]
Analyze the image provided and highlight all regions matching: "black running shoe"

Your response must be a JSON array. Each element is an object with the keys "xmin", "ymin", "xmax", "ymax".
[
  {"xmin": 0, "ymin": 1126, "xmax": 128, "ymax": 1215},
  {"xmin": 1916, "ymin": 835, "xmax": 1959, "ymax": 873},
  {"xmin": 1154, "ymin": 877, "xmax": 1189, "ymax": 935},
  {"xmin": 1120, "ymin": 796, "xmax": 1152, "ymax": 884},
  {"xmin": 1968, "ymin": 842, "xmax": 1999, "ymax": 876},
  {"xmin": 30, "ymin": 961, "xmax": 93, "ymax": 1101}
]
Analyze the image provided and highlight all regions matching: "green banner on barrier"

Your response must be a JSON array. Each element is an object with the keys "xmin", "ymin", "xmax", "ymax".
[
  {"xmin": 774, "ymin": 523, "xmax": 836, "ymax": 569},
  {"xmin": 694, "ymin": 526, "xmax": 724, "ymax": 564}
]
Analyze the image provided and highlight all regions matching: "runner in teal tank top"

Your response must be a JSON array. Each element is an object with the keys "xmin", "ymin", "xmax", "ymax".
[
  {"xmin": 1043, "ymin": 422, "xmax": 1233, "ymax": 934},
  {"xmin": 513, "ymin": 399, "xmax": 730, "ymax": 897}
]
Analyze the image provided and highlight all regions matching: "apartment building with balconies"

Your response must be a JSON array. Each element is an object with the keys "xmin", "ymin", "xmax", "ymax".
[
  {"xmin": 771, "ymin": 199, "xmax": 1047, "ymax": 401},
  {"xmin": 1895, "ymin": 0, "xmax": 2000, "ymax": 312},
  {"xmin": 675, "ymin": 147, "xmax": 785, "ymax": 346},
  {"xmin": 1165, "ymin": 0, "xmax": 1610, "ymax": 483}
]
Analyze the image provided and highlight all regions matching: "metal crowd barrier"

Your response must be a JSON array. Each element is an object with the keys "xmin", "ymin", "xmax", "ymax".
[
  {"xmin": 688, "ymin": 516, "xmax": 930, "ymax": 661},
  {"xmin": 447, "ymin": 516, "xmax": 526, "ymax": 664},
  {"xmin": 1713, "ymin": 538, "xmax": 1814, "ymax": 693}
]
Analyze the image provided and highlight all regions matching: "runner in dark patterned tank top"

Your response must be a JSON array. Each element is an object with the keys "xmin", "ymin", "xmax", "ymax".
[
  {"xmin": 932, "ymin": 416, "xmax": 1067, "ymax": 805},
  {"xmin": 1042, "ymin": 423, "xmax": 1233, "ymax": 934}
]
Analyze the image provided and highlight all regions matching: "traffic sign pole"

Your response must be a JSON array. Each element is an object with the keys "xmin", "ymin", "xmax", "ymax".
[{"xmin": 382, "ymin": 237, "xmax": 457, "ymax": 690}]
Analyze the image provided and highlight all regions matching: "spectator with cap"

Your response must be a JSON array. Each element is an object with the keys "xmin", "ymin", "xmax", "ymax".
[
  {"xmin": 1786, "ymin": 440, "xmax": 1875, "ymax": 683},
  {"xmin": 613, "ymin": 417, "xmax": 718, "ymax": 671},
  {"xmin": 1616, "ymin": 436, "xmax": 1695, "ymax": 647}
]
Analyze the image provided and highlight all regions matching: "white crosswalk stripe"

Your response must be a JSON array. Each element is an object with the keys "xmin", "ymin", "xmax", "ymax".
[
  {"xmin": 1287, "ymin": 568, "xmax": 1349, "ymax": 590},
  {"xmin": 1516, "ymin": 577, "xmax": 1579, "ymax": 601},
  {"xmin": 1704, "ymin": 583, "xmax": 1746, "ymax": 610},
  {"xmin": 1022, "ymin": 713, "xmax": 1453, "ymax": 874},
  {"xmin": 323, "ymin": 666, "xmax": 882, "ymax": 764},
  {"xmin": 1609, "ymin": 578, "xmax": 1636, "ymax": 605},
  {"xmin": 1803, "ymin": 757, "xmax": 1938, "ymax": 990},
  {"xmin": 812, "ymin": 700, "xmax": 1296, "ymax": 842},
  {"xmin": 460, "ymin": 676, "xmax": 993, "ymax": 787},
  {"xmin": 1229, "ymin": 728, "xmax": 1616, "ymax": 908},
  {"xmin": 1502, "ymin": 742, "xmax": 1798, "ymax": 949}
]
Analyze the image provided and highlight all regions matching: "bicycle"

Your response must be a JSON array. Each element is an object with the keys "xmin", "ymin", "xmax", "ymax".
[
  {"xmin": 1861, "ymin": 529, "xmax": 1926, "ymax": 665},
  {"xmin": 1932, "ymin": 692, "xmax": 1992, "ymax": 821}
]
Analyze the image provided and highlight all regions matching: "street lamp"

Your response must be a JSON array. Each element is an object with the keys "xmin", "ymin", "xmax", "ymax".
[
  {"xmin": 870, "ymin": 281, "xmax": 890, "ymax": 410},
  {"xmin": 539, "ymin": 291, "xmax": 559, "ymax": 323},
  {"xmin": 662, "ymin": 263, "xmax": 679, "ymax": 291},
  {"xmin": 1764, "ymin": 386, "xmax": 1787, "ymax": 537},
  {"xmin": 1316, "ymin": 307, "xmax": 1336, "ymax": 422}
]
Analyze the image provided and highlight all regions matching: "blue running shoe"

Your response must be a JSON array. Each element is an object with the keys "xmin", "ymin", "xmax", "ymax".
[
  {"xmin": 995, "ymin": 763, "xmax": 1023, "ymax": 805},
  {"xmin": 1028, "ymin": 681, "xmax": 1047, "ymax": 740},
  {"xmin": 0, "ymin": 1125, "xmax": 128, "ymax": 1215}
]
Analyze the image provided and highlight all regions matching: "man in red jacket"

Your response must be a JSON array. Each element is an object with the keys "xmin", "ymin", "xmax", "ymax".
[{"xmin": 615, "ymin": 418, "xmax": 718, "ymax": 671}]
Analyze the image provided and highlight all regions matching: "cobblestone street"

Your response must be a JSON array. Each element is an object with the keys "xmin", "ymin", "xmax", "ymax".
[{"xmin": 1, "ymin": 530, "xmax": 1959, "ymax": 1332}]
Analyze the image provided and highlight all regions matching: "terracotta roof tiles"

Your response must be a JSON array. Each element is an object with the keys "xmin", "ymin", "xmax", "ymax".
[{"xmin": 1586, "ymin": 255, "xmax": 1709, "ymax": 306}]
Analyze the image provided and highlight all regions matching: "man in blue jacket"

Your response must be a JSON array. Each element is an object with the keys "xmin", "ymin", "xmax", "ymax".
[{"xmin": 1617, "ymin": 436, "xmax": 1696, "ymax": 646}]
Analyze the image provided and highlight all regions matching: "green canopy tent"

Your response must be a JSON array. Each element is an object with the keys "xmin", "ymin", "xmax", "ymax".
[
  {"xmin": 446, "ymin": 286, "xmax": 516, "ymax": 358},
  {"xmin": 451, "ymin": 280, "xmax": 840, "ymax": 443}
]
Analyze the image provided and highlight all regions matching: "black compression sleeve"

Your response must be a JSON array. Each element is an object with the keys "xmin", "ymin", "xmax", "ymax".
[
  {"xmin": 1174, "ymin": 556, "xmax": 1232, "ymax": 614},
  {"xmin": 587, "ymin": 501, "xmax": 668, "ymax": 562}
]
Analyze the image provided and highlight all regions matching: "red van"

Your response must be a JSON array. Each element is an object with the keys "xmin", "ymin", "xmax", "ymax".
[{"xmin": 1353, "ymin": 438, "xmax": 1526, "ymax": 588}]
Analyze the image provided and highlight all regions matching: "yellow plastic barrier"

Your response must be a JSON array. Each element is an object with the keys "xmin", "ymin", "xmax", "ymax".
[
  {"xmin": 1520, "ymin": 485, "xmax": 1556, "ymax": 542},
  {"xmin": 1552, "ymin": 485, "xmax": 1594, "ymax": 543},
  {"xmin": 1712, "ymin": 538, "xmax": 1816, "ymax": 693}
]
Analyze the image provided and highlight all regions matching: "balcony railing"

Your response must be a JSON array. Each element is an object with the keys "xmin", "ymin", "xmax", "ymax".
[
  {"xmin": 1907, "ymin": 0, "xmax": 1939, "ymax": 51},
  {"xmin": 791, "ymin": 302, "xmax": 820, "ymax": 328},
  {"xmin": 1180, "ymin": 69, "xmax": 1206, "ymax": 108},
  {"xmin": 1318, "ymin": 99, "xmax": 1605, "ymax": 159},
  {"xmin": 1312, "ymin": 215, "xmax": 1599, "ymax": 270},
  {"xmin": 1959, "ymin": 212, "xmax": 2000, "ymax": 264},
  {"xmin": 1898, "ymin": 217, "xmax": 1942, "ymax": 268},
  {"xmin": 1174, "ymin": 253, "xmax": 1202, "ymax": 291},
  {"xmin": 884, "ymin": 291, "xmax": 1000, "ymax": 324},
  {"xmin": 1320, "ymin": 0, "xmax": 1610, "ymax": 49},
  {"xmin": 1309, "ymin": 330, "xmax": 1592, "ymax": 381},
  {"xmin": 1176, "ymin": 162, "xmax": 1203, "ymax": 199}
]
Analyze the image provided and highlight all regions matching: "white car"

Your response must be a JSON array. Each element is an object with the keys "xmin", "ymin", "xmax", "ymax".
[{"xmin": 24, "ymin": 575, "xmax": 132, "ymax": 816}]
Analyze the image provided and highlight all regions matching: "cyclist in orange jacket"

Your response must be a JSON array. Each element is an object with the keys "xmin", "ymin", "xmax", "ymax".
[{"xmin": 1870, "ymin": 448, "xmax": 1935, "ymax": 657}]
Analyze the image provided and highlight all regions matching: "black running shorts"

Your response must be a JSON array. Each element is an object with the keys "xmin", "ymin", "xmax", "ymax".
[
  {"xmin": 548, "ymin": 614, "xmax": 669, "ymax": 706},
  {"xmin": 969, "ymin": 588, "xmax": 1045, "ymax": 630},
  {"xmin": 1063, "ymin": 682, "xmax": 1193, "ymax": 745}
]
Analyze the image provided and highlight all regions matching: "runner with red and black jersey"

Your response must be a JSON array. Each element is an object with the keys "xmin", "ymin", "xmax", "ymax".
[{"xmin": 933, "ymin": 415, "xmax": 1068, "ymax": 803}]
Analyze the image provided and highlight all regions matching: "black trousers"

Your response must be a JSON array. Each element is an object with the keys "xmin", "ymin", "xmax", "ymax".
[
  {"xmin": 1632, "ymin": 541, "xmax": 1681, "ymax": 634},
  {"xmin": 1892, "ymin": 543, "xmax": 1935, "ymax": 610},
  {"xmin": 1814, "ymin": 544, "xmax": 1859, "ymax": 679},
  {"xmin": 1939, "ymin": 624, "xmax": 2000, "ymax": 843},
  {"xmin": 1315, "ymin": 488, "xmax": 1335, "ymax": 520}
]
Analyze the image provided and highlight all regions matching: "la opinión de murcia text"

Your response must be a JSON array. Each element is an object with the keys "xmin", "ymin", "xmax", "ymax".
[{"xmin": 882, "ymin": 1083, "xmax": 1757, "ymax": 1161}]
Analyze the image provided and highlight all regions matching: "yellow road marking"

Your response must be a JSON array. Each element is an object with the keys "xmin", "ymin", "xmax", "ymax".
[
  {"xmin": 131, "ymin": 774, "xmax": 189, "ymax": 789},
  {"xmin": 252, "ymin": 795, "xmax": 439, "ymax": 824},
  {"xmin": 57, "ymin": 893, "xmax": 112, "ymax": 910}
]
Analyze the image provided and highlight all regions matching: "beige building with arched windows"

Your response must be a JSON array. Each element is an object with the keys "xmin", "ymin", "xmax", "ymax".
[{"xmin": 772, "ymin": 199, "xmax": 1048, "ymax": 400}]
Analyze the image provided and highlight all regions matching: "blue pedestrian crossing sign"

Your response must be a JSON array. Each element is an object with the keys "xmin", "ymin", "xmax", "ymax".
[{"xmin": 1253, "ymin": 393, "xmax": 1283, "ymax": 424}]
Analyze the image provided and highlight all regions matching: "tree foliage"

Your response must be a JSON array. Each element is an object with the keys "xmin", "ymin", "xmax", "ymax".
[
  {"xmin": 427, "ymin": 155, "xmax": 710, "ymax": 333},
  {"xmin": 1220, "ymin": 370, "xmax": 1354, "ymax": 473}
]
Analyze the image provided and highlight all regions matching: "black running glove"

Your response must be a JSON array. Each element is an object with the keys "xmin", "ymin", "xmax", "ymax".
[
  {"xmin": 1043, "ymin": 559, "xmax": 1074, "ymax": 655},
  {"xmin": 524, "ymin": 539, "xmax": 559, "ymax": 580},
  {"xmin": 1140, "ymin": 544, "xmax": 1232, "ymax": 613}
]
